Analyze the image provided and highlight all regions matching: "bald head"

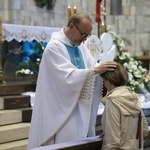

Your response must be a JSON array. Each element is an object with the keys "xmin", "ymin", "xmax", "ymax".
[
  {"xmin": 64, "ymin": 13, "xmax": 92, "ymax": 46},
  {"xmin": 67, "ymin": 13, "xmax": 92, "ymax": 27}
]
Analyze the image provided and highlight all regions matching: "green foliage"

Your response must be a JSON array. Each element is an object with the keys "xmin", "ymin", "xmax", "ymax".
[
  {"xmin": 34, "ymin": 0, "xmax": 56, "ymax": 10},
  {"xmin": 107, "ymin": 25, "xmax": 150, "ymax": 93},
  {"xmin": 116, "ymin": 52, "xmax": 148, "ymax": 92}
]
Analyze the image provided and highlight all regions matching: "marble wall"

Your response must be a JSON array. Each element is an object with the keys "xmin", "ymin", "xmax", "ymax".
[{"xmin": 0, "ymin": 0, "xmax": 150, "ymax": 56}]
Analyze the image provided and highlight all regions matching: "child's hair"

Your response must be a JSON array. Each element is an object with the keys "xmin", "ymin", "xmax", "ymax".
[{"xmin": 101, "ymin": 63, "xmax": 129, "ymax": 86}]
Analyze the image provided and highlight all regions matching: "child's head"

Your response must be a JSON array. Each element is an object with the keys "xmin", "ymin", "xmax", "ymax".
[{"xmin": 101, "ymin": 63, "xmax": 129, "ymax": 87}]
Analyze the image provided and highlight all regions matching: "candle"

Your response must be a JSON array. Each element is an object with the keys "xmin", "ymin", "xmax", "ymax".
[
  {"xmin": 100, "ymin": 21, "xmax": 105, "ymax": 35},
  {"xmin": 67, "ymin": 5, "xmax": 72, "ymax": 21},
  {"xmin": 73, "ymin": 5, "xmax": 77, "ymax": 14}
]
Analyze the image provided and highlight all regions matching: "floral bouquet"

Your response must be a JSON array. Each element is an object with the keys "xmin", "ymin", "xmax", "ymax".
[
  {"xmin": 107, "ymin": 25, "xmax": 150, "ymax": 94},
  {"xmin": 116, "ymin": 52, "xmax": 149, "ymax": 93}
]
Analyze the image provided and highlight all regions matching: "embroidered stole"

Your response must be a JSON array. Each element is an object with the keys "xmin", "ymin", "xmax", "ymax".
[{"xmin": 65, "ymin": 44, "xmax": 85, "ymax": 69}]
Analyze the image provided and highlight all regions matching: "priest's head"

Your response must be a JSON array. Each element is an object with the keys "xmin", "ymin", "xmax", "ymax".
[{"xmin": 64, "ymin": 13, "xmax": 92, "ymax": 46}]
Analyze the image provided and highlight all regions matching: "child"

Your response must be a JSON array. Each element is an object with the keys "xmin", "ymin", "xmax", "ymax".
[{"xmin": 100, "ymin": 63, "xmax": 149, "ymax": 150}]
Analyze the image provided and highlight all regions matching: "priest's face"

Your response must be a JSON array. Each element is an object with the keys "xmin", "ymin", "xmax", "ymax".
[{"xmin": 71, "ymin": 19, "xmax": 92, "ymax": 46}]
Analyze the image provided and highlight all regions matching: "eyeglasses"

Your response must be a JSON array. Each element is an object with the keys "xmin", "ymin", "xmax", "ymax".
[{"xmin": 73, "ymin": 24, "xmax": 91, "ymax": 38}]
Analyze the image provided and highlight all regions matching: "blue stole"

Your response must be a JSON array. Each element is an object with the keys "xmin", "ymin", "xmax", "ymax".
[{"xmin": 65, "ymin": 44, "xmax": 85, "ymax": 69}]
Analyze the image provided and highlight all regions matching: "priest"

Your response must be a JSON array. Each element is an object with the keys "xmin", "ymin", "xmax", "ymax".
[{"xmin": 27, "ymin": 13, "xmax": 117, "ymax": 149}]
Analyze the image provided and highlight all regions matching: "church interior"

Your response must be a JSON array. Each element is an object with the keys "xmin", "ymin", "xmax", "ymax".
[{"xmin": 0, "ymin": 0, "xmax": 150, "ymax": 149}]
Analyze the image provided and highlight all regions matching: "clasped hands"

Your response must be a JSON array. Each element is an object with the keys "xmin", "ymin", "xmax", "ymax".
[{"xmin": 94, "ymin": 61, "xmax": 117, "ymax": 74}]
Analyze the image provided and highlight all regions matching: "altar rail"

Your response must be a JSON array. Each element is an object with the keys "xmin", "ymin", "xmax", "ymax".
[
  {"xmin": 31, "ymin": 136, "xmax": 103, "ymax": 150},
  {"xmin": 30, "ymin": 135, "xmax": 150, "ymax": 150}
]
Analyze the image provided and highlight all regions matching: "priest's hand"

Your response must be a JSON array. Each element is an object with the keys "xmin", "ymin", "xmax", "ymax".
[{"xmin": 94, "ymin": 61, "xmax": 117, "ymax": 74}]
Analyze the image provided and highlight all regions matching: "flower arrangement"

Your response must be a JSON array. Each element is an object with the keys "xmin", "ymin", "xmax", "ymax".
[
  {"xmin": 16, "ymin": 68, "xmax": 34, "ymax": 77},
  {"xmin": 116, "ymin": 52, "xmax": 149, "ymax": 92},
  {"xmin": 107, "ymin": 25, "xmax": 131, "ymax": 55},
  {"xmin": 16, "ymin": 41, "xmax": 45, "ymax": 83},
  {"xmin": 107, "ymin": 25, "xmax": 150, "ymax": 93}
]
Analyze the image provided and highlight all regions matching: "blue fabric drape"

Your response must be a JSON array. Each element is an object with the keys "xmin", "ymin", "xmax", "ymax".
[{"xmin": 65, "ymin": 44, "xmax": 85, "ymax": 69}]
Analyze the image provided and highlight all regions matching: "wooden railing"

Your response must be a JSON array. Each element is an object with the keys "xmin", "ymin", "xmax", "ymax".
[{"xmin": 31, "ymin": 136, "xmax": 103, "ymax": 150}]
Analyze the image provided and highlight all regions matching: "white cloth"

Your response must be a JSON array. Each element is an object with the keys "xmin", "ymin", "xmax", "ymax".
[
  {"xmin": 2, "ymin": 24, "xmax": 61, "ymax": 42},
  {"xmin": 21, "ymin": 92, "xmax": 35, "ymax": 107},
  {"xmin": 27, "ymin": 29, "xmax": 103, "ymax": 149}
]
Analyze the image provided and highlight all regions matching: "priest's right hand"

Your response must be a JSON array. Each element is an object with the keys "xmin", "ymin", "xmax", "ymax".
[{"xmin": 94, "ymin": 61, "xmax": 117, "ymax": 74}]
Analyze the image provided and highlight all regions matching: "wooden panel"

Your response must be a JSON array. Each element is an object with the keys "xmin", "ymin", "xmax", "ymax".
[
  {"xmin": 21, "ymin": 107, "xmax": 32, "ymax": 122},
  {"xmin": 0, "ymin": 83, "xmax": 36, "ymax": 96},
  {"xmin": 2, "ymin": 95, "xmax": 31, "ymax": 109}
]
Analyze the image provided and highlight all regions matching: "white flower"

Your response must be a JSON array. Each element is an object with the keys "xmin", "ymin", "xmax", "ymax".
[
  {"xmin": 37, "ymin": 58, "xmax": 40, "ymax": 62},
  {"xmin": 108, "ymin": 27, "xmax": 150, "ymax": 93},
  {"xmin": 116, "ymin": 51, "xmax": 150, "ymax": 92},
  {"xmin": 16, "ymin": 69, "xmax": 34, "ymax": 75},
  {"xmin": 128, "ymin": 72, "xmax": 133, "ymax": 80}
]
